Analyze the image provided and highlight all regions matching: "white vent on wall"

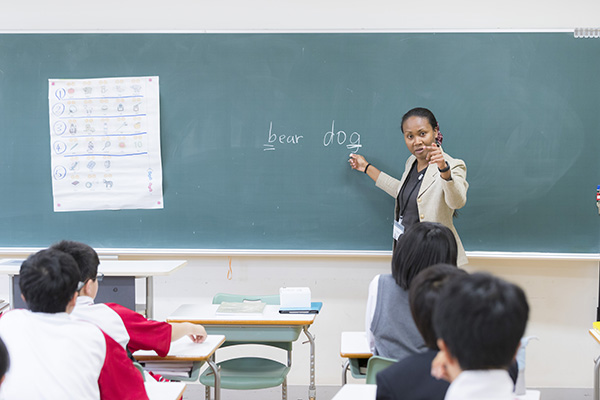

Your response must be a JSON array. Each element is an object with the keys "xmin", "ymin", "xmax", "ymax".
[{"xmin": 574, "ymin": 28, "xmax": 600, "ymax": 38}]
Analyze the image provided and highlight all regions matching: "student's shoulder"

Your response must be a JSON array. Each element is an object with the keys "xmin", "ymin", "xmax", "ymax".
[
  {"xmin": 69, "ymin": 315, "xmax": 108, "ymax": 337},
  {"xmin": 379, "ymin": 350, "xmax": 436, "ymax": 380}
]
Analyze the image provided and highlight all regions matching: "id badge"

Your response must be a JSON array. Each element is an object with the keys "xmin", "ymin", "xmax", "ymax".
[{"xmin": 393, "ymin": 218, "xmax": 405, "ymax": 240}]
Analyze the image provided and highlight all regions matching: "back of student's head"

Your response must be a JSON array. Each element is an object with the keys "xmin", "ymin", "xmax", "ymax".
[
  {"xmin": 19, "ymin": 248, "xmax": 79, "ymax": 313},
  {"xmin": 392, "ymin": 222, "xmax": 458, "ymax": 290},
  {"xmin": 0, "ymin": 336, "xmax": 9, "ymax": 384},
  {"xmin": 433, "ymin": 272, "xmax": 529, "ymax": 371},
  {"xmin": 408, "ymin": 263, "xmax": 467, "ymax": 350},
  {"xmin": 50, "ymin": 240, "xmax": 99, "ymax": 282}
]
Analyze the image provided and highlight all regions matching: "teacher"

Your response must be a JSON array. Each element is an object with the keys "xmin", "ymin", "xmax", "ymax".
[{"xmin": 349, "ymin": 107, "xmax": 469, "ymax": 266}]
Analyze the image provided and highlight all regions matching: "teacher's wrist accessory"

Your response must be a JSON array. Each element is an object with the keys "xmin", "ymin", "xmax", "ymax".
[
  {"xmin": 364, "ymin": 163, "xmax": 371, "ymax": 174},
  {"xmin": 438, "ymin": 161, "xmax": 450, "ymax": 173}
]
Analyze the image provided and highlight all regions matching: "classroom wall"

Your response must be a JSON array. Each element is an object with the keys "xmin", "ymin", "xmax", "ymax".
[
  {"xmin": 1, "ymin": 0, "xmax": 599, "ymax": 31},
  {"xmin": 2, "ymin": 0, "xmax": 600, "ymax": 392},
  {"xmin": 0, "ymin": 253, "xmax": 596, "ymax": 390},
  {"xmin": 135, "ymin": 255, "xmax": 598, "ymax": 389}
]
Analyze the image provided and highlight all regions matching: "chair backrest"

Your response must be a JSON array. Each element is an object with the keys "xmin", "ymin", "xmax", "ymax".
[
  {"xmin": 132, "ymin": 361, "xmax": 146, "ymax": 382},
  {"xmin": 212, "ymin": 293, "xmax": 280, "ymax": 305},
  {"xmin": 365, "ymin": 355, "xmax": 396, "ymax": 384}
]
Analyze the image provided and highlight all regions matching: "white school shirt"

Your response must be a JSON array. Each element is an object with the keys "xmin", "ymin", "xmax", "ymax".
[
  {"xmin": 365, "ymin": 274, "xmax": 380, "ymax": 353},
  {"xmin": 71, "ymin": 296, "xmax": 131, "ymax": 350},
  {"xmin": 444, "ymin": 369, "xmax": 516, "ymax": 400},
  {"xmin": 0, "ymin": 309, "xmax": 105, "ymax": 400}
]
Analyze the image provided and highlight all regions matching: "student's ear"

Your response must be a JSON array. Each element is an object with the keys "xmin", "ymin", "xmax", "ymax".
[
  {"xmin": 65, "ymin": 292, "xmax": 78, "ymax": 314},
  {"xmin": 437, "ymin": 339, "xmax": 449, "ymax": 355},
  {"xmin": 436, "ymin": 339, "xmax": 463, "ymax": 382},
  {"xmin": 81, "ymin": 279, "xmax": 95, "ymax": 297},
  {"xmin": 512, "ymin": 341, "xmax": 521, "ymax": 361},
  {"xmin": 20, "ymin": 294, "xmax": 26, "ymax": 303}
]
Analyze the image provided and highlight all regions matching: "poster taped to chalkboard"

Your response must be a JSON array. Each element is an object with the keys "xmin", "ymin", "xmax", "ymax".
[{"xmin": 48, "ymin": 76, "xmax": 164, "ymax": 212}]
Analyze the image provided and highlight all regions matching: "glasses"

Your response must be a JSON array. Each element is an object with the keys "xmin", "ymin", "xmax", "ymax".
[{"xmin": 76, "ymin": 272, "xmax": 105, "ymax": 291}]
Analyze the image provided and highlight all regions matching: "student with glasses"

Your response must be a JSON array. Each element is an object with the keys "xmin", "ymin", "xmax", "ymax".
[{"xmin": 51, "ymin": 240, "xmax": 207, "ymax": 370}]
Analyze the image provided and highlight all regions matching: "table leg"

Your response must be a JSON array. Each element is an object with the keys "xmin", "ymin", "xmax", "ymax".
[
  {"xmin": 8, "ymin": 275, "xmax": 14, "ymax": 310},
  {"xmin": 303, "ymin": 326, "xmax": 316, "ymax": 400},
  {"xmin": 146, "ymin": 276, "xmax": 154, "ymax": 319},
  {"xmin": 341, "ymin": 359, "xmax": 349, "ymax": 385},
  {"xmin": 595, "ymin": 354, "xmax": 600, "ymax": 400},
  {"xmin": 207, "ymin": 354, "xmax": 220, "ymax": 400}
]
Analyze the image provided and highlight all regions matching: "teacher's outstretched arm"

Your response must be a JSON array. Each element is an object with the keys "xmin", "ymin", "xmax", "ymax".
[{"xmin": 348, "ymin": 153, "xmax": 381, "ymax": 182}]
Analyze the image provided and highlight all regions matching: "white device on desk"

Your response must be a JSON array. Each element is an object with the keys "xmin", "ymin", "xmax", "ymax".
[{"xmin": 280, "ymin": 287, "xmax": 311, "ymax": 308}]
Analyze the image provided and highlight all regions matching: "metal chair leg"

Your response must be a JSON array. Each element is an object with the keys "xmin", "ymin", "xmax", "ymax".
[
  {"xmin": 282, "ymin": 376, "xmax": 288, "ymax": 400},
  {"xmin": 342, "ymin": 359, "xmax": 349, "ymax": 385}
]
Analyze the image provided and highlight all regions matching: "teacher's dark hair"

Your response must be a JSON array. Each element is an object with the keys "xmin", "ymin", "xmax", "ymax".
[
  {"xmin": 401, "ymin": 107, "xmax": 438, "ymax": 134},
  {"xmin": 392, "ymin": 222, "xmax": 458, "ymax": 290}
]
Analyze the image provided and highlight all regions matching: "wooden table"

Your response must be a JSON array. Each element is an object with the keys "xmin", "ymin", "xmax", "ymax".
[
  {"xmin": 168, "ymin": 303, "xmax": 318, "ymax": 400},
  {"xmin": 144, "ymin": 380, "xmax": 186, "ymax": 400},
  {"xmin": 330, "ymin": 384, "xmax": 540, "ymax": 400},
  {"xmin": 135, "ymin": 334, "xmax": 225, "ymax": 400},
  {"xmin": 0, "ymin": 258, "xmax": 186, "ymax": 318},
  {"xmin": 331, "ymin": 384, "xmax": 376, "ymax": 400},
  {"xmin": 340, "ymin": 331, "xmax": 372, "ymax": 384}
]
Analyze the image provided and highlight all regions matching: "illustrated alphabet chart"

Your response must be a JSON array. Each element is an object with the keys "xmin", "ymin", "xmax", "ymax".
[{"xmin": 48, "ymin": 76, "xmax": 164, "ymax": 212}]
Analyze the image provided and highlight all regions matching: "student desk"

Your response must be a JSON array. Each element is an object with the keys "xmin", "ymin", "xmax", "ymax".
[
  {"xmin": 332, "ymin": 384, "xmax": 376, "ymax": 400},
  {"xmin": 167, "ymin": 303, "xmax": 318, "ymax": 400},
  {"xmin": 340, "ymin": 331, "xmax": 372, "ymax": 384},
  {"xmin": 144, "ymin": 380, "xmax": 186, "ymax": 400},
  {"xmin": 590, "ymin": 328, "xmax": 600, "ymax": 400},
  {"xmin": 331, "ymin": 384, "xmax": 540, "ymax": 400},
  {"xmin": 0, "ymin": 258, "xmax": 187, "ymax": 319},
  {"xmin": 134, "ymin": 335, "xmax": 226, "ymax": 400}
]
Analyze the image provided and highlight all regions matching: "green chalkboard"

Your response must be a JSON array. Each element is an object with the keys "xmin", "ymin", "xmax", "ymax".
[{"xmin": 0, "ymin": 33, "xmax": 599, "ymax": 253}]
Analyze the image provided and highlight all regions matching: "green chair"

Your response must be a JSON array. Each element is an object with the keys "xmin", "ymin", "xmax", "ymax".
[
  {"xmin": 199, "ymin": 293, "xmax": 295, "ymax": 400},
  {"xmin": 348, "ymin": 357, "xmax": 368, "ymax": 379},
  {"xmin": 132, "ymin": 361, "xmax": 146, "ymax": 382},
  {"xmin": 365, "ymin": 355, "xmax": 397, "ymax": 384}
]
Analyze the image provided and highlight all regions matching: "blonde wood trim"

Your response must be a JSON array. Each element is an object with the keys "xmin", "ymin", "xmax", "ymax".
[
  {"xmin": 590, "ymin": 328, "xmax": 600, "ymax": 344},
  {"xmin": 340, "ymin": 351, "xmax": 373, "ymax": 358},
  {"xmin": 166, "ymin": 319, "xmax": 314, "ymax": 326},
  {"xmin": 134, "ymin": 336, "xmax": 226, "ymax": 362}
]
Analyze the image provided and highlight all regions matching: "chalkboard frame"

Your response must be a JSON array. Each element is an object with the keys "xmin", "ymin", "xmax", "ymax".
[{"xmin": 0, "ymin": 32, "xmax": 599, "ymax": 254}]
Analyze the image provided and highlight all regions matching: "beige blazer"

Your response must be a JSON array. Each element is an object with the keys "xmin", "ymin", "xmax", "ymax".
[{"xmin": 376, "ymin": 151, "xmax": 469, "ymax": 266}]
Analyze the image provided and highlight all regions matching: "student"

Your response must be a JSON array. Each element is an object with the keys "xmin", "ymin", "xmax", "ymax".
[
  {"xmin": 51, "ymin": 240, "xmax": 206, "ymax": 359},
  {"xmin": 431, "ymin": 272, "xmax": 529, "ymax": 400},
  {"xmin": 0, "ymin": 337, "xmax": 9, "ymax": 387},
  {"xmin": 0, "ymin": 249, "xmax": 147, "ymax": 400},
  {"xmin": 375, "ymin": 264, "xmax": 466, "ymax": 400},
  {"xmin": 366, "ymin": 221, "xmax": 458, "ymax": 360}
]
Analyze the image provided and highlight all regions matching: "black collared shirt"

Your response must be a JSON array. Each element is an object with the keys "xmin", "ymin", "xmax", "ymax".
[{"xmin": 395, "ymin": 161, "xmax": 427, "ymax": 231}]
